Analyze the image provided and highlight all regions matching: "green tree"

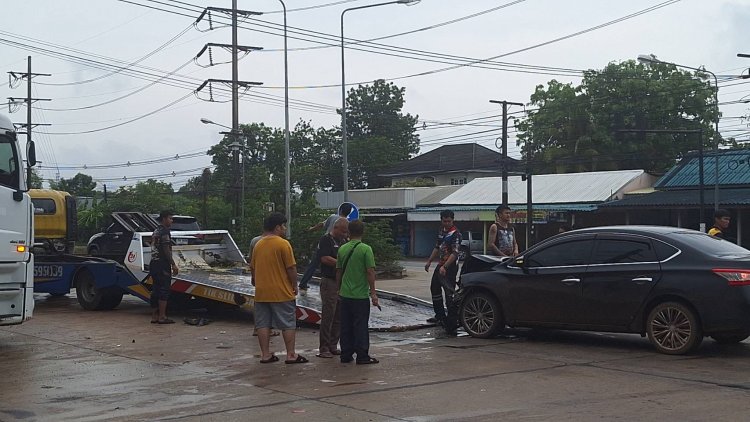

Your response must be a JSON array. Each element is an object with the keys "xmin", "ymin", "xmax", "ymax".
[
  {"xmin": 362, "ymin": 218, "xmax": 403, "ymax": 271},
  {"xmin": 107, "ymin": 179, "xmax": 187, "ymax": 214},
  {"xmin": 49, "ymin": 173, "xmax": 97, "ymax": 196},
  {"xmin": 28, "ymin": 168, "xmax": 43, "ymax": 189},
  {"xmin": 517, "ymin": 60, "xmax": 719, "ymax": 173},
  {"xmin": 345, "ymin": 79, "xmax": 420, "ymax": 188}
]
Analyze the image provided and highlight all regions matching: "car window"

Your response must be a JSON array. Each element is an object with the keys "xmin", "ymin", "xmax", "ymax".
[
  {"xmin": 591, "ymin": 238, "xmax": 657, "ymax": 264},
  {"xmin": 172, "ymin": 217, "xmax": 200, "ymax": 231},
  {"xmin": 0, "ymin": 135, "xmax": 19, "ymax": 190},
  {"xmin": 526, "ymin": 239, "xmax": 594, "ymax": 267},
  {"xmin": 653, "ymin": 240, "xmax": 679, "ymax": 261},
  {"xmin": 32, "ymin": 198, "xmax": 56, "ymax": 215},
  {"xmin": 474, "ymin": 231, "xmax": 484, "ymax": 240}
]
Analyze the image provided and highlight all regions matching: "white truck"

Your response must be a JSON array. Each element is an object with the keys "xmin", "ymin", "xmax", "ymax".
[{"xmin": 0, "ymin": 113, "xmax": 36, "ymax": 326}]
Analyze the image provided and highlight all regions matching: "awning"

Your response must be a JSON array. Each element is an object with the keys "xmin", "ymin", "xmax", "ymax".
[
  {"xmin": 599, "ymin": 188, "xmax": 750, "ymax": 208},
  {"xmin": 360, "ymin": 213, "xmax": 406, "ymax": 217}
]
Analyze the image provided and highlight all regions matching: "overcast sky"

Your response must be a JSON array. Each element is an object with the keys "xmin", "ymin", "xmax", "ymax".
[{"xmin": 2, "ymin": 0, "xmax": 748, "ymax": 190}]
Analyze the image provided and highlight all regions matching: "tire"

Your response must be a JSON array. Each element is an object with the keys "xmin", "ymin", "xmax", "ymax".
[
  {"xmin": 646, "ymin": 301, "xmax": 703, "ymax": 355},
  {"xmin": 75, "ymin": 270, "xmax": 124, "ymax": 311},
  {"xmin": 711, "ymin": 332, "xmax": 750, "ymax": 344},
  {"xmin": 460, "ymin": 290, "xmax": 503, "ymax": 338}
]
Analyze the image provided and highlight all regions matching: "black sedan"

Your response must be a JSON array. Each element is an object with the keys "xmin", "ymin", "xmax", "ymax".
[{"xmin": 455, "ymin": 226, "xmax": 750, "ymax": 355}]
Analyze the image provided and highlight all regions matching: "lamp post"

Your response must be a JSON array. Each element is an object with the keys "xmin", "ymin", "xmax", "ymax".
[
  {"xmin": 340, "ymin": 0, "xmax": 419, "ymax": 201},
  {"xmin": 278, "ymin": 0, "xmax": 291, "ymax": 237},
  {"xmin": 637, "ymin": 54, "xmax": 721, "ymax": 212}
]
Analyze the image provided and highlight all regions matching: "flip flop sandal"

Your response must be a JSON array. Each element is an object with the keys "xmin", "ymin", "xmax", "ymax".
[
  {"xmin": 356, "ymin": 357, "xmax": 379, "ymax": 365},
  {"xmin": 260, "ymin": 355, "xmax": 279, "ymax": 363},
  {"xmin": 157, "ymin": 318, "xmax": 175, "ymax": 324},
  {"xmin": 285, "ymin": 355, "xmax": 309, "ymax": 364}
]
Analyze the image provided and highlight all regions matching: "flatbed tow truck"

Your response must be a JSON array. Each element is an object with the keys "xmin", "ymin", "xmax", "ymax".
[{"xmin": 33, "ymin": 210, "xmax": 433, "ymax": 331}]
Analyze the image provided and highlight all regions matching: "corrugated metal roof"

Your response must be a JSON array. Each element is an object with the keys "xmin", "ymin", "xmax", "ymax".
[
  {"xmin": 439, "ymin": 170, "xmax": 645, "ymax": 205},
  {"xmin": 416, "ymin": 185, "xmax": 462, "ymax": 206},
  {"xmin": 656, "ymin": 150, "xmax": 750, "ymax": 188},
  {"xmin": 410, "ymin": 204, "xmax": 598, "ymax": 213},
  {"xmin": 600, "ymin": 188, "xmax": 750, "ymax": 208}
]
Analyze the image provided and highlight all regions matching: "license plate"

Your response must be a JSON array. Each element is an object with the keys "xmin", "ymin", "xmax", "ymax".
[{"xmin": 174, "ymin": 238, "xmax": 188, "ymax": 245}]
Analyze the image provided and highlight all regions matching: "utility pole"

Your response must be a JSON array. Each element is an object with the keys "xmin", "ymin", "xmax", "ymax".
[
  {"xmin": 195, "ymin": 6, "xmax": 261, "ymax": 233},
  {"xmin": 489, "ymin": 100, "xmax": 523, "ymax": 207},
  {"xmin": 8, "ymin": 56, "xmax": 50, "ymax": 184}
]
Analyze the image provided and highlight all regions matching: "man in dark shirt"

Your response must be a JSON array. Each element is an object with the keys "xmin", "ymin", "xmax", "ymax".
[
  {"xmin": 424, "ymin": 210, "xmax": 462, "ymax": 328},
  {"xmin": 317, "ymin": 218, "xmax": 349, "ymax": 358},
  {"xmin": 150, "ymin": 210, "xmax": 179, "ymax": 324}
]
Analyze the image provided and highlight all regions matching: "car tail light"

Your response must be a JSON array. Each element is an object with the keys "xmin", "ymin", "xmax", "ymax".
[{"xmin": 713, "ymin": 269, "xmax": 750, "ymax": 286}]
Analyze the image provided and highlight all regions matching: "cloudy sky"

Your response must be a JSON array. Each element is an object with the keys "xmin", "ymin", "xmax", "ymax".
[{"xmin": 2, "ymin": 0, "xmax": 748, "ymax": 190}]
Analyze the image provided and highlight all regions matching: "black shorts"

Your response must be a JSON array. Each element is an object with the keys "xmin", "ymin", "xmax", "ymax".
[{"xmin": 149, "ymin": 261, "xmax": 172, "ymax": 306}]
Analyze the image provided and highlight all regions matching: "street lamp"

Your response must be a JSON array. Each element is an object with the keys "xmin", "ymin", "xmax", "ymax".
[
  {"xmin": 278, "ymin": 0, "xmax": 291, "ymax": 237},
  {"xmin": 637, "ymin": 54, "xmax": 721, "ymax": 213},
  {"xmin": 340, "ymin": 0, "xmax": 419, "ymax": 201},
  {"xmin": 200, "ymin": 118, "xmax": 231, "ymax": 130}
]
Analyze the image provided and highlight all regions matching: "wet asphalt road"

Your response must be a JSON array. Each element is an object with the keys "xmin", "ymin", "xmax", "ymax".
[{"xmin": 3, "ymin": 266, "xmax": 750, "ymax": 421}]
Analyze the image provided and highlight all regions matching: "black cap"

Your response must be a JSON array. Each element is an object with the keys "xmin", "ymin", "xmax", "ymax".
[{"xmin": 157, "ymin": 210, "xmax": 175, "ymax": 221}]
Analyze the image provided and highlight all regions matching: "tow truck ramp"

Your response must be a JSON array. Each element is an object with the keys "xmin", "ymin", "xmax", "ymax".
[{"xmin": 120, "ymin": 230, "xmax": 433, "ymax": 331}]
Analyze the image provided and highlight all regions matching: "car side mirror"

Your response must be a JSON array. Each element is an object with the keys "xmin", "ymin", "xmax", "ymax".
[{"xmin": 514, "ymin": 256, "xmax": 529, "ymax": 273}]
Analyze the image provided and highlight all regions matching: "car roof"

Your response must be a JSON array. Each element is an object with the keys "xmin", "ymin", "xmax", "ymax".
[
  {"xmin": 565, "ymin": 225, "xmax": 698, "ymax": 236},
  {"xmin": 148, "ymin": 214, "xmax": 196, "ymax": 220}
]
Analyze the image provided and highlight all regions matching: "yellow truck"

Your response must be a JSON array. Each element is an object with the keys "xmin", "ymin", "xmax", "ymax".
[{"xmin": 29, "ymin": 189, "xmax": 77, "ymax": 254}]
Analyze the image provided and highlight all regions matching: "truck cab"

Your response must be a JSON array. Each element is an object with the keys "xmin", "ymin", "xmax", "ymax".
[
  {"xmin": 0, "ymin": 113, "xmax": 36, "ymax": 326},
  {"xmin": 30, "ymin": 189, "xmax": 77, "ymax": 254}
]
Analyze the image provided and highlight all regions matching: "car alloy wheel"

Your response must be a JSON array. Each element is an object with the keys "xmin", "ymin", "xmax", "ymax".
[
  {"xmin": 460, "ymin": 291, "xmax": 502, "ymax": 338},
  {"xmin": 646, "ymin": 301, "xmax": 702, "ymax": 355}
]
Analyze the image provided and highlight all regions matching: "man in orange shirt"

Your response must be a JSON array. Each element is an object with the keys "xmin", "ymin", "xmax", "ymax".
[{"xmin": 250, "ymin": 213, "xmax": 308, "ymax": 364}]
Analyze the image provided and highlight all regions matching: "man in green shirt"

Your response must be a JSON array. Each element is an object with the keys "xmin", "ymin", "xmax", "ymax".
[{"xmin": 336, "ymin": 220, "xmax": 379, "ymax": 364}]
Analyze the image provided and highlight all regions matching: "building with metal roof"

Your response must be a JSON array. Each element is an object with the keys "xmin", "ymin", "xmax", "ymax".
[
  {"xmin": 599, "ymin": 150, "xmax": 750, "ymax": 246},
  {"xmin": 378, "ymin": 143, "xmax": 519, "ymax": 187}
]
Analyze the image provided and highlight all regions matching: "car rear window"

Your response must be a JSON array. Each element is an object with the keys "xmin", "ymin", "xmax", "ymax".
[
  {"xmin": 171, "ymin": 218, "xmax": 200, "ymax": 231},
  {"xmin": 673, "ymin": 232, "xmax": 750, "ymax": 258}
]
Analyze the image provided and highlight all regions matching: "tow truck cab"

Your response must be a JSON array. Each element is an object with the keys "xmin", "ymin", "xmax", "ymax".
[{"xmin": 30, "ymin": 189, "xmax": 77, "ymax": 254}]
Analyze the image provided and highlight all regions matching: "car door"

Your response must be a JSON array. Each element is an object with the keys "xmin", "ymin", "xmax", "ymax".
[
  {"xmin": 580, "ymin": 234, "xmax": 661, "ymax": 329},
  {"xmin": 507, "ymin": 235, "xmax": 595, "ymax": 325},
  {"xmin": 106, "ymin": 222, "xmax": 130, "ymax": 259}
]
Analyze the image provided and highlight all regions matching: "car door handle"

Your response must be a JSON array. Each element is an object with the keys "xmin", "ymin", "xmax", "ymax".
[
  {"xmin": 631, "ymin": 277, "xmax": 653, "ymax": 284},
  {"xmin": 561, "ymin": 278, "xmax": 581, "ymax": 285}
]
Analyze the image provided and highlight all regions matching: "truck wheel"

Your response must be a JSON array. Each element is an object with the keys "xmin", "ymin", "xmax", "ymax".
[{"xmin": 75, "ymin": 270, "xmax": 123, "ymax": 311}]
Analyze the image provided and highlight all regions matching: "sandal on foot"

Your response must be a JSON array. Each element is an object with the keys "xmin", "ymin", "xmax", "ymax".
[
  {"xmin": 356, "ymin": 357, "xmax": 379, "ymax": 365},
  {"xmin": 157, "ymin": 318, "xmax": 175, "ymax": 324},
  {"xmin": 285, "ymin": 355, "xmax": 309, "ymax": 364},
  {"xmin": 260, "ymin": 355, "xmax": 279, "ymax": 363}
]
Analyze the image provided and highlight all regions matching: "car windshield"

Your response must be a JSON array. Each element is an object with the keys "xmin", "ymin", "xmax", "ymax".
[{"xmin": 673, "ymin": 232, "xmax": 750, "ymax": 258}]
